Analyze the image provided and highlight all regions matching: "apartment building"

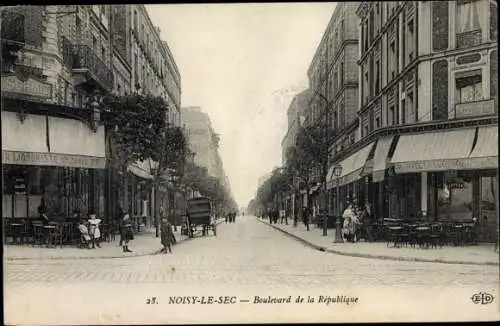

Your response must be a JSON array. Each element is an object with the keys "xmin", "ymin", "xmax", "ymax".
[
  {"xmin": 281, "ymin": 88, "xmax": 311, "ymax": 165},
  {"xmin": 181, "ymin": 106, "xmax": 226, "ymax": 181},
  {"xmin": 304, "ymin": 2, "xmax": 360, "ymax": 217},
  {"xmin": 1, "ymin": 5, "xmax": 114, "ymax": 220},
  {"xmin": 1, "ymin": 5, "xmax": 183, "ymax": 222},
  {"xmin": 326, "ymin": 1, "xmax": 497, "ymax": 242}
]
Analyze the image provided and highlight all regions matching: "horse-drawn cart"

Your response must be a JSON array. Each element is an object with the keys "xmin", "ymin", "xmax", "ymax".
[{"xmin": 186, "ymin": 197, "xmax": 217, "ymax": 237}]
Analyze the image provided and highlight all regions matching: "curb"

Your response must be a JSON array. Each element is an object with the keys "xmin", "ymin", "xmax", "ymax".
[
  {"xmin": 5, "ymin": 219, "xmax": 225, "ymax": 261},
  {"xmin": 257, "ymin": 218, "xmax": 499, "ymax": 267}
]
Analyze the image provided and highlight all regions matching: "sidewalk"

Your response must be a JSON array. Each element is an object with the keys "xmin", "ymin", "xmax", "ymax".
[
  {"xmin": 4, "ymin": 219, "xmax": 224, "ymax": 261},
  {"xmin": 258, "ymin": 218, "xmax": 499, "ymax": 266}
]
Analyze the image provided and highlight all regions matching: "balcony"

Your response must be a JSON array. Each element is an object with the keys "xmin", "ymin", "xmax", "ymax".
[
  {"xmin": 62, "ymin": 38, "xmax": 114, "ymax": 92},
  {"xmin": 455, "ymin": 99, "xmax": 496, "ymax": 119}
]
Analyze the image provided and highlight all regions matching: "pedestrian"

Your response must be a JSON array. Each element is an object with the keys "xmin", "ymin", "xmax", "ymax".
[
  {"xmin": 342, "ymin": 203, "xmax": 359, "ymax": 243},
  {"xmin": 160, "ymin": 218, "xmax": 175, "ymax": 254},
  {"xmin": 78, "ymin": 220, "xmax": 91, "ymax": 249},
  {"xmin": 88, "ymin": 213, "xmax": 102, "ymax": 249},
  {"xmin": 120, "ymin": 213, "xmax": 134, "ymax": 253},
  {"xmin": 361, "ymin": 202, "xmax": 374, "ymax": 242},
  {"xmin": 302, "ymin": 206, "xmax": 310, "ymax": 231},
  {"xmin": 225, "ymin": 213, "xmax": 229, "ymax": 223},
  {"xmin": 117, "ymin": 205, "xmax": 125, "ymax": 246},
  {"xmin": 233, "ymin": 212, "xmax": 237, "ymax": 223}
]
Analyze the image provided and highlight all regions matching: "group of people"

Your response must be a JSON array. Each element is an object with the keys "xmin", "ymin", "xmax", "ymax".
[
  {"xmin": 341, "ymin": 202, "xmax": 373, "ymax": 243},
  {"xmin": 292, "ymin": 201, "xmax": 373, "ymax": 242},
  {"xmin": 225, "ymin": 212, "xmax": 237, "ymax": 223},
  {"xmin": 75, "ymin": 207, "xmax": 178, "ymax": 254}
]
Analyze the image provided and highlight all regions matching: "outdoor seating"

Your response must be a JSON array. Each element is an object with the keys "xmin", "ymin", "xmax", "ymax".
[{"xmin": 32, "ymin": 221, "xmax": 45, "ymax": 247}]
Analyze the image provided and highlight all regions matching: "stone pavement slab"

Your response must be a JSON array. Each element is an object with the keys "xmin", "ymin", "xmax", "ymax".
[
  {"xmin": 4, "ymin": 218, "xmax": 224, "ymax": 260},
  {"xmin": 258, "ymin": 217, "xmax": 499, "ymax": 266}
]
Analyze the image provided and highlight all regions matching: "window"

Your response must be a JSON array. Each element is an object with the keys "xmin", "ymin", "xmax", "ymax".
[
  {"xmin": 401, "ymin": 98, "xmax": 406, "ymax": 124},
  {"xmin": 117, "ymin": 84, "xmax": 122, "ymax": 95},
  {"xmin": 389, "ymin": 105, "xmax": 396, "ymax": 125},
  {"xmin": 491, "ymin": 2, "xmax": 497, "ymax": 41},
  {"xmin": 339, "ymin": 62, "xmax": 344, "ymax": 88},
  {"xmin": 101, "ymin": 46, "xmax": 106, "ymax": 59},
  {"xmin": 364, "ymin": 124, "xmax": 369, "ymax": 137},
  {"xmin": 375, "ymin": 59, "xmax": 380, "ymax": 93},
  {"xmin": 456, "ymin": 73, "xmax": 482, "ymax": 103},
  {"xmin": 92, "ymin": 35, "xmax": 97, "ymax": 48},
  {"xmin": 456, "ymin": 0, "xmax": 482, "ymax": 48},
  {"xmin": 134, "ymin": 10, "xmax": 138, "ymax": 31},
  {"xmin": 407, "ymin": 19, "xmax": 415, "ymax": 63},
  {"xmin": 432, "ymin": 1, "xmax": 449, "ymax": 51},
  {"xmin": 375, "ymin": 116, "xmax": 381, "ymax": 128},
  {"xmin": 491, "ymin": 51, "xmax": 497, "ymax": 98},
  {"xmin": 389, "ymin": 41, "xmax": 396, "ymax": 79},
  {"xmin": 407, "ymin": 91, "xmax": 415, "ymax": 123},
  {"xmin": 64, "ymin": 81, "xmax": 69, "ymax": 105}
]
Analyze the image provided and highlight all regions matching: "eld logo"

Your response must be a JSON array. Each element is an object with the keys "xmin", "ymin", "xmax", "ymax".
[{"xmin": 471, "ymin": 292, "xmax": 494, "ymax": 305}]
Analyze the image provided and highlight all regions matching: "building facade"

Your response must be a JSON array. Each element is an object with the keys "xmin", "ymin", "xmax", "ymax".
[
  {"xmin": 303, "ymin": 2, "xmax": 360, "ymax": 219},
  {"xmin": 181, "ymin": 106, "xmax": 225, "ymax": 181},
  {"xmin": 2, "ymin": 5, "xmax": 183, "ymax": 225},
  {"xmin": 325, "ymin": 1, "xmax": 497, "ymax": 242},
  {"xmin": 2, "ymin": 5, "xmax": 113, "ymax": 220}
]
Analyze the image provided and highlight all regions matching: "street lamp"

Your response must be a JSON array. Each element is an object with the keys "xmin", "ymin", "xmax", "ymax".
[{"xmin": 333, "ymin": 164, "xmax": 343, "ymax": 243}]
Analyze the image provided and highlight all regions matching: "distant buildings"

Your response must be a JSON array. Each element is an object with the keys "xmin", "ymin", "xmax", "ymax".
[
  {"xmin": 281, "ymin": 89, "xmax": 311, "ymax": 165},
  {"xmin": 181, "ymin": 106, "xmax": 229, "ymax": 189}
]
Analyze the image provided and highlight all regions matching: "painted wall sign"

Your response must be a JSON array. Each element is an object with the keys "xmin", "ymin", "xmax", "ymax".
[
  {"xmin": 1, "ymin": 75, "xmax": 53, "ymax": 99},
  {"xmin": 2, "ymin": 150, "xmax": 105, "ymax": 169}
]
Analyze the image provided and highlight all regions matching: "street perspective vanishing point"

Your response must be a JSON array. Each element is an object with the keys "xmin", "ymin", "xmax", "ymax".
[{"xmin": 2, "ymin": 2, "xmax": 499, "ymax": 325}]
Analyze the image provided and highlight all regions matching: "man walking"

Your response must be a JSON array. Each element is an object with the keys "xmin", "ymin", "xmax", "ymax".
[{"xmin": 160, "ymin": 218, "xmax": 175, "ymax": 254}]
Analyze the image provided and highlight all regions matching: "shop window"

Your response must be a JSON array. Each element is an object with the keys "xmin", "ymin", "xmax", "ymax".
[
  {"xmin": 456, "ymin": 72, "xmax": 482, "ymax": 103},
  {"xmin": 456, "ymin": 0, "xmax": 482, "ymax": 48},
  {"xmin": 437, "ymin": 171, "xmax": 474, "ymax": 221}
]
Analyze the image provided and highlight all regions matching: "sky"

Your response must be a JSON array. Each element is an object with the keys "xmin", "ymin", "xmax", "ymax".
[{"xmin": 146, "ymin": 3, "xmax": 336, "ymax": 208}]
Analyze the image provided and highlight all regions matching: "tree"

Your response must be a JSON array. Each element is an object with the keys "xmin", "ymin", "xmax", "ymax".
[
  {"xmin": 150, "ymin": 124, "xmax": 189, "ymax": 236},
  {"xmin": 102, "ymin": 94, "xmax": 169, "ymax": 214}
]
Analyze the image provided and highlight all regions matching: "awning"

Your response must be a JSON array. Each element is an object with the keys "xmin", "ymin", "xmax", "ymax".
[
  {"xmin": 371, "ymin": 136, "xmax": 395, "ymax": 183},
  {"xmin": 390, "ymin": 128, "xmax": 478, "ymax": 173},
  {"xmin": 1, "ymin": 111, "xmax": 106, "ymax": 169},
  {"xmin": 327, "ymin": 142, "xmax": 375, "ymax": 188},
  {"xmin": 468, "ymin": 126, "xmax": 498, "ymax": 168},
  {"xmin": 128, "ymin": 159, "xmax": 154, "ymax": 180}
]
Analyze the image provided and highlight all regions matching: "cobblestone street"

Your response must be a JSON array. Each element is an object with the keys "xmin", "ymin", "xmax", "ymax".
[{"xmin": 4, "ymin": 217, "xmax": 500, "ymax": 324}]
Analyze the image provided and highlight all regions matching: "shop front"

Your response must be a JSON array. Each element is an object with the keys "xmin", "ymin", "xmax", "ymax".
[
  {"xmin": 127, "ymin": 159, "xmax": 154, "ymax": 229},
  {"xmin": 327, "ymin": 142, "xmax": 375, "ymax": 216},
  {"xmin": 2, "ymin": 110, "xmax": 106, "ymax": 220},
  {"xmin": 389, "ymin": 125, "xmax": 498, "ymax": 242}
]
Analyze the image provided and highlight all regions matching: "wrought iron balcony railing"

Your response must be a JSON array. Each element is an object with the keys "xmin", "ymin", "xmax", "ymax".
[{"xmin": 62, "ymin": 37, "xmax": 114, "ymax": 91}]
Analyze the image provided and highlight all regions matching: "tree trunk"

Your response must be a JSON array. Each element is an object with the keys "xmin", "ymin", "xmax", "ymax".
[
  {"xmin": 154, "ymin": 177, "xmax": 160, "ymax": 238},
  {"xmin": 123, "ymin": 165, "xmax": 128, "ymax": 213}
]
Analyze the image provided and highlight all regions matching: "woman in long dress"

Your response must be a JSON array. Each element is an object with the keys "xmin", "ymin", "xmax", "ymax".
[{"xmin": 342, "ymin": 204, "xmax": 359, "ymax": 243}]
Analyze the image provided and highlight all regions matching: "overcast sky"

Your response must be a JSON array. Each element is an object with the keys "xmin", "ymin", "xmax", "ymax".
[{"xmin": 146, "ymin": 3, "xmax": 336, "ymax": 208}]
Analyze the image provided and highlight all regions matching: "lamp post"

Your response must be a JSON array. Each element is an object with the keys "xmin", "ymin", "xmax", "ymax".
[{"xmin": 333, "ymin": 164, "xmax": 343, "ymax": 243}]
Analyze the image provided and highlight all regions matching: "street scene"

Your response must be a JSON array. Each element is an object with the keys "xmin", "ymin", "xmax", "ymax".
[
  {"xmin": 5, "ymin": 217, "xmax": 499, "ymax": 324},
  {"xmin": 1, "ymin": 2, "xmax": 499, "ymax": 325}
]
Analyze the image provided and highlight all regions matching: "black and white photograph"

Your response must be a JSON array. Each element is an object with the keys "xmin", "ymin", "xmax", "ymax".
[{"xmin": 1, "ymin": 2, "xmax": 499, "ymax": 324}]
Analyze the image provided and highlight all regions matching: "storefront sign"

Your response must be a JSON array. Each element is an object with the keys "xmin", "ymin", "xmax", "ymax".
[
  {"xmin": 455, "ymin": 100, "xmax": 495, "ymax": 118},
  {"xmin": 394, "ymin": 157, "xmax": 498, "ymax": 173},
  {"xmin": 2, "ymin": 150, "xmax": 106, "ymax": 169},
  {"xmin": 1, "ymin": 75, "xmax": 52, "ymax": 99}
]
